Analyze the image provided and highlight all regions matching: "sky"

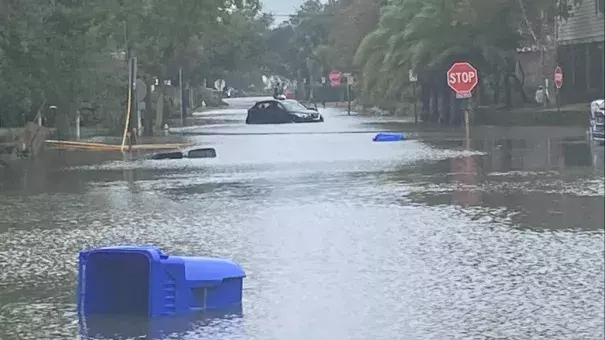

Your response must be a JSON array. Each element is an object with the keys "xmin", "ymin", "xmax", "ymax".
[{"xmin": 262, "ymin": 0, "xmax": 304, "ymax": 17}]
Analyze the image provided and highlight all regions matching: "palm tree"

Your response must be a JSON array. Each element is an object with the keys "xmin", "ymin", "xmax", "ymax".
[{"xmin": 354, "ymin": 0, "xmax": 523, "ymax": 122}]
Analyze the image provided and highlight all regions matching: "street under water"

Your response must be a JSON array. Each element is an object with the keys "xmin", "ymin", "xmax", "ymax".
[{"xmin": 0, "ymin": 97, "xmax": 603, "ymax": 340}]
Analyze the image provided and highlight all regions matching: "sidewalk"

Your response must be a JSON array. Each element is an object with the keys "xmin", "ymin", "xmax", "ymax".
[
  {"xmin": 475, "ymin": 103, "xmax": 587, "ymax": 126},
  {"xmin": 325, "ymin": 100, "xmax": 588, "ymax": 126}
]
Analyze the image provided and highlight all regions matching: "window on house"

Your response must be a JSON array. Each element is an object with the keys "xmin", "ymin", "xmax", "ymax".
[{"xmin": 597, "ymin": 0, "xmax": 604, "ymax": 14}]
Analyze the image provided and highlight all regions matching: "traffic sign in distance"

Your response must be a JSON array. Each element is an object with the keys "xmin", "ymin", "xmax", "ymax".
[
  {"xmin": 554, "ymin": 66, "xmax": 563, "ymax": 89},
  {"xmin": 447, "ymin": 62, "xmax": 478, "ymax": 98},
  {"xmin": 329, "ymin": 70, "xmax": 342, "ymax": 87}
]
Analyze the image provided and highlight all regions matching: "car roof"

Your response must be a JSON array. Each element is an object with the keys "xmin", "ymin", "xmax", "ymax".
[{"xmin": 254, "ymin": 99, "xmax": 277, "ymax": 105}]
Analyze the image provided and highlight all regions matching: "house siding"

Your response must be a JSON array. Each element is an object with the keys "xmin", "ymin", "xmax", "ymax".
[{"xmin": 557, "ymin": 0, "xmax": 605, "ymax": 44}]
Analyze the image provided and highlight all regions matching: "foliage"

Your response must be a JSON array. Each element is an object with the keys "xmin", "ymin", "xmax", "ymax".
[
  {"xmin": 0, "ymin": 0, "xmax": 585, "ymax": 129},
  {"xmin": 350, "ymin": 0, "xmax": 583, "ymax": 109},
  {"xmin": 0, "ymin": 0, "xmax": 270, "ymax": 129}
]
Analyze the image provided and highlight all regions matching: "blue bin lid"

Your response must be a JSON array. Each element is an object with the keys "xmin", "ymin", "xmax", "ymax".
[
  {"xmin": 182, "ymin": 257, "xmax": 245, "ymax": 281},
  {"xmin": 79, "ymin": 246, "xmax": 245, "ymax": 281},
  {"xmin": 373, "ymin": 132, "xmax": 405, "ymax": 142}
]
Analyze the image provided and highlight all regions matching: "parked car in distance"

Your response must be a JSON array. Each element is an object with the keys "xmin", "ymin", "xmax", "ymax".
[{"xmin": 246, "ymin": 99, "xmax": 324, "ymax": 124}]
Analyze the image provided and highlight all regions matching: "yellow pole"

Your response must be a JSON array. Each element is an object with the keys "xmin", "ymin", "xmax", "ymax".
[{"xmin": 120, "ymin": 83, "xmax": 133, "ymax": 152}]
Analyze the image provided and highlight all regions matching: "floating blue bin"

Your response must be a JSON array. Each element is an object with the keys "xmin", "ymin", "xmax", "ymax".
[
  {"xmin": 77, "ymin": 246, "xmax": 245, "ymax": 317},
  {"xmin": 373, "ymin": 132, "xmax": 405, "ymax": 142}
]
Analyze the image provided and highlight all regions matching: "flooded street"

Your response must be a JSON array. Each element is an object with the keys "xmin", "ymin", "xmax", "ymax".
[{"xmin": 0, "ymin": 97, "xmax": 603, "ymax": 340}]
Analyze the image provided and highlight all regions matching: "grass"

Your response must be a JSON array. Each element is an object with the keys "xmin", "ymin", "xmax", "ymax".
[{"xmin": 475, "ymin": 103, "xmax": 588, "ymax": 126}]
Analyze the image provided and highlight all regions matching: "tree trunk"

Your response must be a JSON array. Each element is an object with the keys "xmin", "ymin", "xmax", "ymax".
[
  {"xmin": 493, "ymin": 72, "xmax": 501, "ymax": 104},
  {"xmin": 448, "ymin": 90, "xmax": 457, "ymax": 125},
  {"xmin": 504, "ymin": 74, "xmax": 512, "ymax": 108},
  {"xmin": 451, "ymin": 92, "xmax": 462, "ymax": 125},
  {"xmin": 479, "ymin": 76, "xmax": 487, "ymax": 106},
  {"xmin": 155, "ymin": 76, "xmax": 165, "ymax": 130},
  {"xmin": 421, "ymin": 82, "xmax": 430, "ymax": 121},
  {"xmin": 442, "ymin": 85, "xmax": 452, "ymax": 124},
  {"xmin": 430, "ymin": 88, "xmax": 439, "ymax": 122},
  {"xmin": 438, "ymin": 88, "xmax": 445, "ymax": 124},
  {"xmin": 511, "ymin": 74, "xmax": 529, "ymax": 103}
]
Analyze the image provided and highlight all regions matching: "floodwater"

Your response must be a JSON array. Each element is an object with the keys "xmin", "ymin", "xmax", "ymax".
[{"xmin": 0, "ymin": 97, "xmax": 603, "ymax": 340}]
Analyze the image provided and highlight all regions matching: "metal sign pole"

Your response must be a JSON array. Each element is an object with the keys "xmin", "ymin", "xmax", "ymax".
[{"xmin": 347, "ymin": 78, "xmax": 351, "ymax": 115}]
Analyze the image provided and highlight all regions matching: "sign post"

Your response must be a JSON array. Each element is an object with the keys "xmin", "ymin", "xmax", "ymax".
[
  {"xmin": 554, "ymin": 66, "xmax": 563, "ymax": 112},
  {"xmin": 447, "ymin": 62, "xmax": 478, "ymax": 148},
  {"xmin": 344, "ymin": 73, "xmax": 352, "ymax": 115},
  {"xmin": 409, "ymin": 70, "xmax": 418, "ymax": 124}
]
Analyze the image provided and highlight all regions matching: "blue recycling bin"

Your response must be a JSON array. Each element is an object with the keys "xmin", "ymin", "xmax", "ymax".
[
  {"xmin": 373, "ymin": 132, "xmax": 406, "ymax": 142},
  {"xmin": 77, "ymin": 246, "xmax": 245, "ymax": 317}
]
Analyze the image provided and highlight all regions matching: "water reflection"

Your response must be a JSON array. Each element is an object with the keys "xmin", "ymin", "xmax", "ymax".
[
  {"xmin": 450, "ymin": 155, "xmax": 481, "ymax": 206},
  {"xmin": 386, "ymin": 134, "xmax": 603, "ymax": 230},
  {"xmin": 472, "ymin": 138, "xmax": 599, "ymax": 172},
  {"xmin": 79, "ymin": 308, "xmax": 243, "ymax": 340}
]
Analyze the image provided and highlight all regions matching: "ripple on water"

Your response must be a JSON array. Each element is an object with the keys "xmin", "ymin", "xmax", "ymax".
[
  {"xmin": 0, "ymin": 183, "xmax": 603, "ymax": 339},
  {"xmin": 0, "ymin": 135, "xmax": 603, "ymax": 340}
]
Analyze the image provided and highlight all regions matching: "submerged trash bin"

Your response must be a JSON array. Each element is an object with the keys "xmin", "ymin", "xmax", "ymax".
[
  {"xmin": 79, "ymin": 307, "xmax": 243, "ymax": 339},
  {"xmin": 77, "ymin": 246, "xmax": 245, "ymax": 317},
  {"xmin": 373, "ymin": 132, "xmax": 406, "ymax": 142}
]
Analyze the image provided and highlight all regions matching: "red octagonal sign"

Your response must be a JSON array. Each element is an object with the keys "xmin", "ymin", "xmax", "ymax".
[
  {"xmin": 447, "ymin": 62, "xmax": 478, "ymax": 98},
  {"xmin": 554, "ymin": 66, "xmax": 563, "ymax": 89}
]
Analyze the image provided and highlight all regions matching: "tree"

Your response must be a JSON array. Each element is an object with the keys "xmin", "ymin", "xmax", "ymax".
[
  {"xmin": 328, "ymin": 0, "xmax": 382, "ymax": 70},
  {"xmin": 0, "ymin": 0, "xmax": 271, "ymax": 131}
]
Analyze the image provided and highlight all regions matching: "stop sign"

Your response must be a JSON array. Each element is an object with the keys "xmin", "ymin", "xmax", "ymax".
[
  {"xmin": 329, "ymin": 70, "xmax": 342, "ymax": 87},
  {"xmin": 554, "ymin": 66, "xmax": 563, "ymax": 89},
  {"xmin": 447, "ymin": 62, "xmax": 478, "ymax": 98}
]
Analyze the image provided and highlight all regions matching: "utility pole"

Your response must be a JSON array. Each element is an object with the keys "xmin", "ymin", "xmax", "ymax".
[
  {"xmin": 132, "ymin": 54, "xmax": 139, "ymax": 135},
  {"xmin": 179, "ymin": 67, "xmax": 184, "ymax": 127}
]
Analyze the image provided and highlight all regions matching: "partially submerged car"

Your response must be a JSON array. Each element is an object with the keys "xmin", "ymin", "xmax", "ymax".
[
  {"xmin": 246, "ymin": 99, "xmax": 324, "ymax": 124},
  {"xmin": 589, "ymin": 99, "xmax": 604, "ymax": 143}
]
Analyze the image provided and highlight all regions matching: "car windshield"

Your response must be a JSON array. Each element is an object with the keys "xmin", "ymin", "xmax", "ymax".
[{"xmin": 281, "ymin": 100, "xmax": 308, "ymax": 111}]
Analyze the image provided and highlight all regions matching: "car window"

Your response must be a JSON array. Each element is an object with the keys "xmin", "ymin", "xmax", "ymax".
[
  {"xmin": 281, "ymin": 100, "xmax": 308, "ymax": 111},
  {"xmin": 254, "ymin": 102, "xmax": 270, "ymax": 110},
  {"xmin": 284, "ymin": 99, "xmax": 308, "ymax": 111}
]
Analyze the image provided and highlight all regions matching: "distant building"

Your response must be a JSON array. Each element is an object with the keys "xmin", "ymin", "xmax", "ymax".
[{"xmin": 557, "ymin": 0, "xmax": 605, "ymax": 102}]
